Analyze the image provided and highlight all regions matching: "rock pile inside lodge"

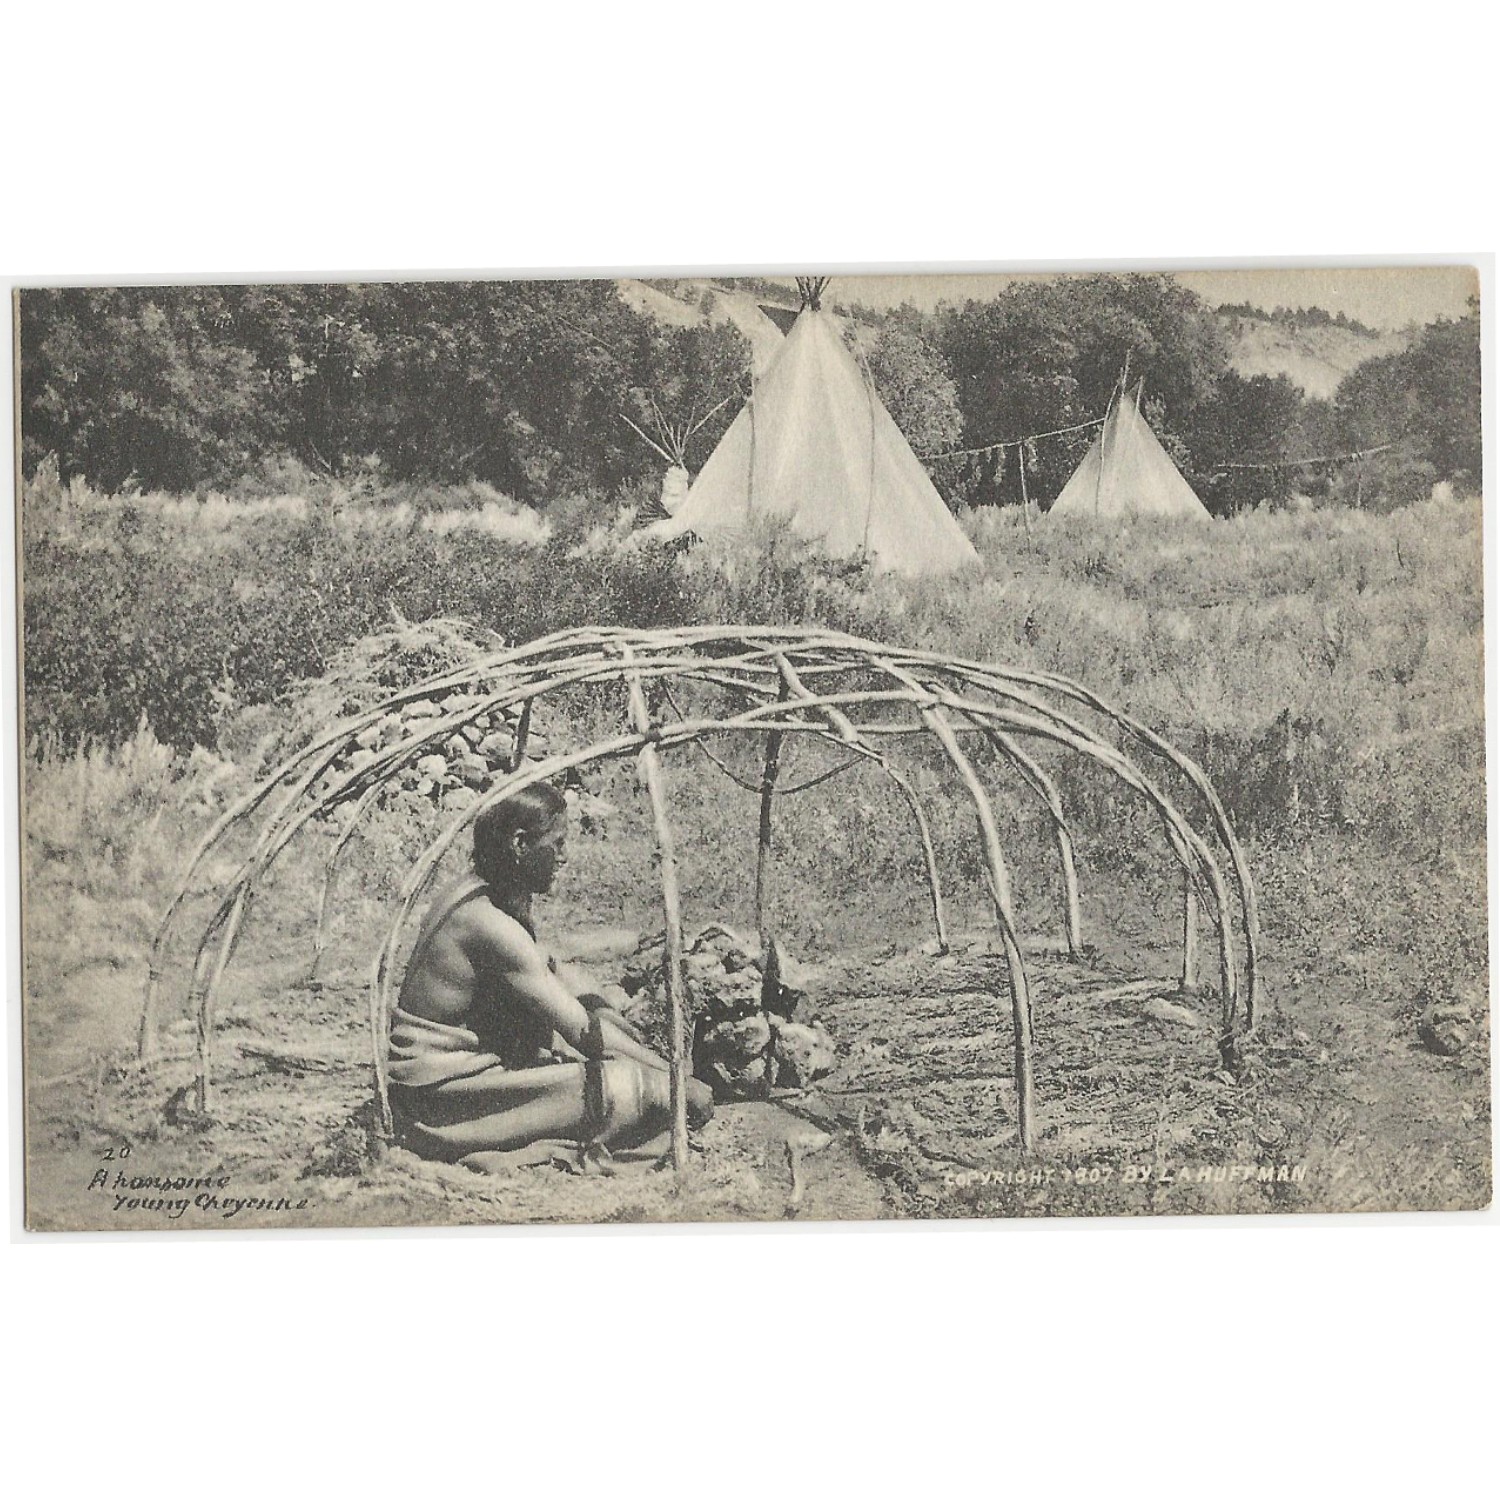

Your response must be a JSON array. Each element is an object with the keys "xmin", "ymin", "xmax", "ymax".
[{"xmin": 620, "ymin": 924, "xmax": 837, "ymax": 1101}]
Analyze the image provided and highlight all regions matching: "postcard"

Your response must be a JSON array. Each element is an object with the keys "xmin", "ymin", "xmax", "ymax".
[{"xmin": 14, "ymin": 265, "xmax": 1488, "ymax": 1229}]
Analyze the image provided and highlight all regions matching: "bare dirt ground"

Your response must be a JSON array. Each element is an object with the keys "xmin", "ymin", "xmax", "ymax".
[{"xmin": 24, "ymin": 877, "xmax": 1490, "ymax": 1231}]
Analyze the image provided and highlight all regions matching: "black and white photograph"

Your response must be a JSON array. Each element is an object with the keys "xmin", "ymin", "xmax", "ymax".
[{"xmin": 12, "ymin": 265, "xmax": 1488, "ymax": 1230}]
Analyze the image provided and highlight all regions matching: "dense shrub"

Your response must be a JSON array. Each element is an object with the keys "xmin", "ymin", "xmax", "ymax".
[
  {"xmin": 19, "ymin": 475, "xmax": 1485, "ymax": 873},
  {"xmin": 21, "ymin": 475, "xmax": 699, "ymax": 750}
]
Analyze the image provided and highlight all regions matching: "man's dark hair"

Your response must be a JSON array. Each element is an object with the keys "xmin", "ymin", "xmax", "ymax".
[{"xmin": 473, "ymin": 784, "xmax": 568, "ymax": 885}]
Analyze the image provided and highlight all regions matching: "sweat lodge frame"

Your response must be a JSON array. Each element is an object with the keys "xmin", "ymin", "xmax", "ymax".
[{"xmin": 138, "ymin": 624, "xmax": 1261, "ymax": 1168}]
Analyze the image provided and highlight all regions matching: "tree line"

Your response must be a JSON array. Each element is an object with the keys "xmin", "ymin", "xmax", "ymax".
[{"xmin": 19, "ymin": 275, "xmax": 1481, "ymax": 515}]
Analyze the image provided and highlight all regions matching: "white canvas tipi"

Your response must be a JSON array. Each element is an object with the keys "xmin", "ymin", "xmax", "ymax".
[
  {"xmin": 646, "ymin": 282, "xmax": 977, "ymax": 574},
  {"xmin": 1050, "ymin": 381, "xmax": 1210, "ymax": 520}
]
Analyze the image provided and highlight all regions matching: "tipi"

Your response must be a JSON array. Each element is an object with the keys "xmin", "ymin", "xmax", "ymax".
[
  {"xmin": 1050, "ymin": 379, "xmax": 1210, "ymax": 520},
  {"xmin": 646, "ymin": 278, "xmax": 978, "ymax": 574}
]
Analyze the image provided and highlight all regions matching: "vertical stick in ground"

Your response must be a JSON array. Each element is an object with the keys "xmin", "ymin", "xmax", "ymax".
[{"xmin": 623, "ymin": 660, "xmax": 690, "ymax": 1172}]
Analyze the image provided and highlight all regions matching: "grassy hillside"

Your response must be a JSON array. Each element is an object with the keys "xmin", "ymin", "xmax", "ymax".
[{"xmin": 1219, "ymin": 309, "xmax": 1410, "ymax": 399}]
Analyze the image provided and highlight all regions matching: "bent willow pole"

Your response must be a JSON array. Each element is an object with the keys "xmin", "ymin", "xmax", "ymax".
[
  {"xmin": 145, "ymin": 625, "xmax": 1259, "ymax": 1160},
  {"xmin": 621, "ymin": 646, "xmax": 691, "ymax": 1172}
]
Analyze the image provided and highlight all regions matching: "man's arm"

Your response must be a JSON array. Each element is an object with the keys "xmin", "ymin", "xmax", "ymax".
[
  {"xmin": 591, "ymin": 1013, "xmax": 671, "ymax": 1074},
  {"xmin": 473, "ymin": 911, "xmax": 676, "ymax": 1073},
  {"xmin": 472, "ymin": 909, "xmax": 597, "ymax": 1053}
]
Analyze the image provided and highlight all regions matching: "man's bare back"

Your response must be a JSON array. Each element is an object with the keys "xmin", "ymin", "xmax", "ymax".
[{"xmin": 398, "ymin": 874, "xmax": 589, "ymax": 1066}]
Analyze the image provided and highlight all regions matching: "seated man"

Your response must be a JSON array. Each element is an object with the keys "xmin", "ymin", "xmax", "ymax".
[{"xmin": 387, "ymin": 783, "xmax": 713, "ymax": 1172}]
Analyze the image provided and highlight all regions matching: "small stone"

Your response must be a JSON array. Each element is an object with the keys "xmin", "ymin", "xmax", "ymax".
[
  {"xmin": 701, "ymin": 1012, "xmax": 772, "ymax": 1066},
  {"xmin": 354, "ymin": 724, "xmax": 382, "ymax": 749},
  {"xmin": 700, "ymin": 969, "xmax": 763, "ymax": 1021},
  {"xmin": 733, "ymin": 1054, "xmax": 774, "ymax": 1096},
  {"xmin": 692, "ymin": 923, "xmax": 751, "ymax": 957},
  {"xmin": 416, "ymin": 754, "xmax": 448, "ymax": 780},
  {"xmin": 698, "ymin": 1050, "xmax": 773, "ymax": 1102},
  {"xmin": 478, "ymin": 731, "xmax": 514, "ymax": 764},
  {"xmin": 455, "ymin": 753, "xmax": 490, "ymax": 788},
  {"xmin": 762, "ymin": 938, "xmax": 812, "ymax": 1017},
  {"xmin": 1418, "ymin": 1004, "xmax": 1473, "ymax": 1057},
  {"xmin": 771, "ymin": 1020, "xmax": 838, "ymax": 1087}
]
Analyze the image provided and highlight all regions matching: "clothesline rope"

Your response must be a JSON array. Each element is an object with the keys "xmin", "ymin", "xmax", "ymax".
[
  {"xmin": 919, "ymin": 414, "xmax": 1105, "ymax": 461},
  {"xmin": 923, "ymin": 417, "xmax": 1398, "ymax": 477},
  {"xmin": 1210, "ymin": 441, "xmax": 1397, "ymax": 473}
]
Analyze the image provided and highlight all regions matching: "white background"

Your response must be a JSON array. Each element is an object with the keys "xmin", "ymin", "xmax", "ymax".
[{"xmin": 4, "ymin": 6, "xmax": 1496, "ymax": 1494}]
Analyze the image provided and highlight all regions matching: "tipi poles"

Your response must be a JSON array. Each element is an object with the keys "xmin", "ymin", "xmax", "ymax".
[
  {"xmin": 1093, "ymin": 388, "xmax": 1114, "ymax": 517},
  {"xmin": 847, "ymin": 324, "xmax": 879, "ymax": 557},
  {"xmin": 622, "ymin": 655, "xmax": 691, "ymax": 1172},
  {"xmin": 864, "ymin": 371, "xmax": 877, "ymax": 557}
]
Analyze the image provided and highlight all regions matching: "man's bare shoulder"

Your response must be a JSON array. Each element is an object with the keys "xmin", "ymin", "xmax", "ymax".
[{"xmin": 457, "ymin": 896, "xmax": 546, "ymax": 972}]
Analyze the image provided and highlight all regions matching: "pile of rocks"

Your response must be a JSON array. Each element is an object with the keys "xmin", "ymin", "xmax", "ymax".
[
  {"xmin": 316, "ymin": 689, "xmax": 552, "ymax": 813},
  {"xmin": 621, "ymin": 924, "xmax": 837, "ymax": 1101},
  {"xmin": 1418, "ymin": 995, "xmax": 1478, "ymax": 1057}
]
